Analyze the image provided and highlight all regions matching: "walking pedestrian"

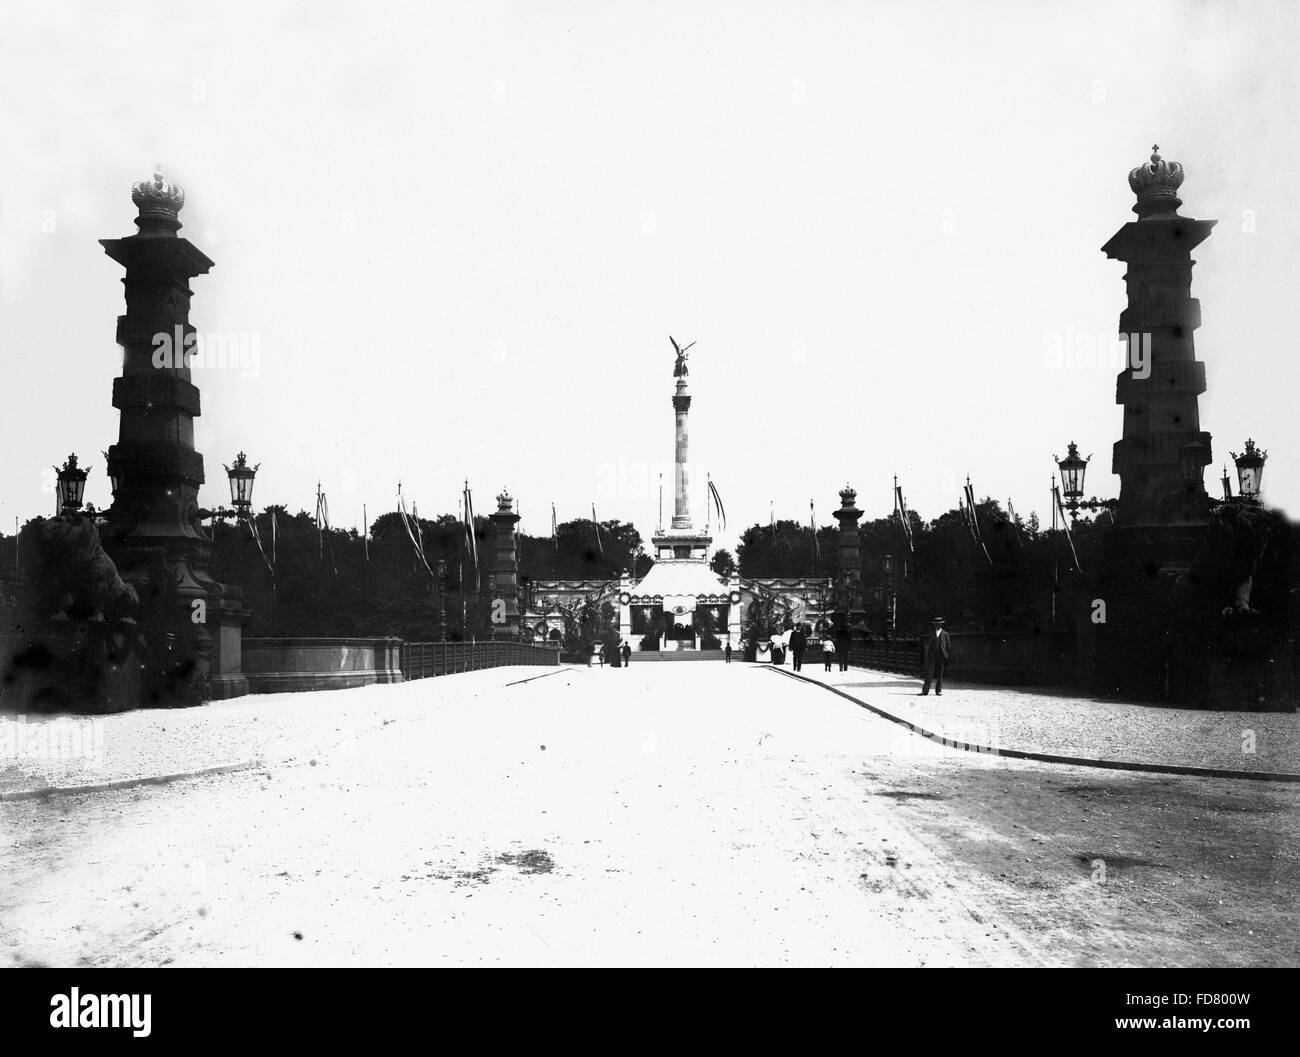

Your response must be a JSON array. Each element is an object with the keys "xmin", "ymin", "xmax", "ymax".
[
  {"xmin": 724, "ymin": 642, "xmax": 732, "ymax": 664},
  {"xmin": 790, "ymin": 624, "xmax": 807, "ymax": 671},
  {"xmin": 621, "ymin": 641, "xmax": 631, "ymax": 667},
  {"xmin": 821, "ymin": 637, "xmax": 835, "ymax": 671},
  {"xmin": 921, "ymin": 617, "xmax": 950, "ymax": 696}
]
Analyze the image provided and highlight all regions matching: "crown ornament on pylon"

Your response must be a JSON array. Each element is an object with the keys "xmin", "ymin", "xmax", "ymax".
[
  {"xmin": 1127, "ymin": 144, "xmax": 1184, "ymax": 217},
  {"xmin": 838, "ymin": 483, "xmax": 857, "ymax": 506},
  {"xmin": 131, "ymin": 168, "xmax": 186, "ymax": 214}
]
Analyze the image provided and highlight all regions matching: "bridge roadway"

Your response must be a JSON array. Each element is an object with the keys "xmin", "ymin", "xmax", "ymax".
[{"xmin": 3, "ymin": 663, "xmax": 1296, "ymax": 967}]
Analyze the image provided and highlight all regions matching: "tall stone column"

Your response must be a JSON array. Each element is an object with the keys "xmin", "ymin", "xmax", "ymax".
[
  {"xmin": 100, "ymin": 171, "xmax": 247, "ymax": 703},
  {"xmin": 488, "ymin": 490, "xmax": 521, "ymax": 638},
  {"xmin": 672, "ymin": 379, "xmax": 692, "ymax": 530},
  {"xmin": 833, "ymin": 485, "xmax": 864, "ymax": 620},
  {"xmin": 1104, "ymin": 146, "xmax": 1214, "ymax": 532}
]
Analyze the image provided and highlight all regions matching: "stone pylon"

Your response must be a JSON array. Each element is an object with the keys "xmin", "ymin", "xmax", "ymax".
[
  {"xmin": 100, "ymin": 171, "xmax": 247, "ymax": 703},
  {"xmin": 1104, "ymin": 145, "xmax": 1215, "ymax": 535},
  {"xmin": 833, "ymin": 484, "xmax": 864, "ymax": 622},
  {"xmin": 489, "ymin": 490, "xmax": 522, "ymax": 638}
]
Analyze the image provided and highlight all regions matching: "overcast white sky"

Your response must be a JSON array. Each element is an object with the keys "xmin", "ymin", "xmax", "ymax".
[{"xmin": 2, "ymin": 0, "xmax": 1297, "ymax": 555}]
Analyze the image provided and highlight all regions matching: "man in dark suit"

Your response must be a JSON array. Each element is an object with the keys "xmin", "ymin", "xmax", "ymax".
[
  {"xmin": 789, "ymin": 624, "xmax": 807, "ymax": 671},
  {"xmin": 921, "ymin": 617, "xmax": 950, "ymax": 696},
  {"xmin": 834, "ymin": 625, "xmax": 851, "ymax": 672}
]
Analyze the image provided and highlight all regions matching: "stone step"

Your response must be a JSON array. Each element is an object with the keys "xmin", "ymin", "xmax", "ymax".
[{"xmin": 628, "ymin": 650, "xmax": 728, "ymax": 662}]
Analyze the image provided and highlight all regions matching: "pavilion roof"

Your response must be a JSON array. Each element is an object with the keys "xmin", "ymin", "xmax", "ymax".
[{"xmin": 628, "ymin": 559, "xmax": 732, "ymax": 605}]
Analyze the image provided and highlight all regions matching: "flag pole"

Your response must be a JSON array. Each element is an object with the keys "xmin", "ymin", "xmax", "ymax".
[{"xmin": 1050, "ymin": 476, "xmax": 1058, "ymax": 626}]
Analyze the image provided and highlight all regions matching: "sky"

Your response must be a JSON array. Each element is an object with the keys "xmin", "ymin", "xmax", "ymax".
[{"xmin": 2, "ymin": 0, "xmax": 1298, "ymax": 557}]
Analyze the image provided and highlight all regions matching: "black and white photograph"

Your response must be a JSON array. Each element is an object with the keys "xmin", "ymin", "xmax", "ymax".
[{"xmin": 1, "ymin": 0, "xmax": 1297, "ymax": 1025}]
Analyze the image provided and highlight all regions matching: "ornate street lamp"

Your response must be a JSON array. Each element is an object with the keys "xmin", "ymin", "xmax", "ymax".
[
  {"xmin": 224, "ymin": 451, "xmax": 259, "ymax": 519},
  {"xmin": 55, "ymin": 454, "xmax": 89, "ymax": 515},
  {"xmin": 197, "ymin": 451, "xmax": 259, "ymax": 525},
  {"xmin": 1055, "ymin": 441, "xmax": 1090, "ymax": 507},
  {"xmin": 1052, "ymin": 441, "xmax": 1116, "ymax": 521},
  {"xmin": 1231, "ymin": 439, "xmax": 1267, "ymax": 503}
]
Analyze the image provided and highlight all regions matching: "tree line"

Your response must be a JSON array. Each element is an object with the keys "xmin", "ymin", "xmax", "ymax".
[{"xmin": 0, "ymin": 499, "xmax": 1102, "ymax": 643}]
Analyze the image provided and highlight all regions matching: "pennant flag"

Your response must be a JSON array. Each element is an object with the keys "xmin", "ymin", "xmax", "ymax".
[
  {"xmin": 463, "ymin": 483, "xmax": 479, "ymax": 590},
  {"xmin": 770, "ymin": 500, "xmax": 776, "ymax": 540},
  {"xmin": 397, "ymin": 493, "xmax": 434, "ymax": 577},
  {"xmin": 810, "ymin": 500, "xmax": 820, "ymax": 561},
  {"xmin": 964, "ymin": 480, "xmax": 993, "ymax": 565},
  {"xmin": 316, "ymin": 485, "xmax": 338, "ymax": 575},
  {"xmin": 551, "ymin": 502, "xmax": 558, "ymax": 552},
  {"xmin": 363, "ymin": 504, "xmax": 369, "ymax": 562},
  {"xmin": 895, "ymin": 484, "xmax": 914, "ymax": 554},
  {"xmin": 1053, "ymin": 483, "xmax": 1082, "ymax": 572},
  {"xmin": 271, "ymin": 508, "xmax": 278, "ymax": 566},
  {"xmin": 592, "ymin": 504, "xmax": 604, "ymax": 555},
  {"xmin": 1007, "ymin": 498, "xmax": 1017, "ymax": 523},
  {"xmin": 245, "ymin": 511, "xmax": 274, "ymax": 575},
  {"xmin": 707, "ymin": 478, "xmax": 726, "ymax": 532}
]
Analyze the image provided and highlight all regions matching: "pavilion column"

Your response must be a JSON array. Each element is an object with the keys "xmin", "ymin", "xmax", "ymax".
[
  {"xmin": 728, "ymin": 573, "xmax": 742, "ymax": 648},
  {"xmin": 619, "ymin": 569, "xmax": 633, "ymax": 649}
]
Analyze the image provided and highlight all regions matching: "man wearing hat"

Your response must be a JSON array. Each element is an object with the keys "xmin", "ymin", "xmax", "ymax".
[{"xmin": 921, "ymin": 617, "xmax": 950, "ymax": 696}]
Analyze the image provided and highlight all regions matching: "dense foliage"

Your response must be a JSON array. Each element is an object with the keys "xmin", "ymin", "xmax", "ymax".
[{"xmin": 737, "ymin": 500, "xmax": 1109, "ymax": 637}]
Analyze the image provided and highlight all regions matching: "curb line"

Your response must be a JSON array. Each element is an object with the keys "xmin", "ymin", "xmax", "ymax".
[
  {"xmin": 767, "ymin": 667, "xmax": 1300, "ymax": 784},
  {"xmin": 0, "ymin": 758, "xmax": 267, "ymax": 803},
  {"xmin": 504, "ymin": 668, "xmax": 567, "ymax": 687}
]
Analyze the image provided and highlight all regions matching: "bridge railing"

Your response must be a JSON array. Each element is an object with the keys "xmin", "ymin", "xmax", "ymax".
[
  {"xmin": 850, "ymin": 631, "xmax": 1077, "ymax": 687},
  {"xmin": 849, "ymin": 642, "xmax": 921, "ymax": 675},
  {"xmin": 400, "ymin": 640, "xmax": 561, "ymax": 681}
]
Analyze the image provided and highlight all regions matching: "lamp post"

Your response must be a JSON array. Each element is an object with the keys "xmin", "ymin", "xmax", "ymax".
[
  {"xmin": 882, "ymin": 553, "xmax": 896, "ymax": 636},
  {"xmin": 54, "ymin": 454, "xmax": 90, "ymax": 516},
  {"xmin": 225, "ymin": 452, "xmax": 259, "ymax": 519},
  {"xmin": 197, "ymin": 452, "xmax": 259, "ymax": 525},
  {"xmin": 1053, "ymin": 441, "xmax": 1117, "ymax": 521},
  {"xmin": 436, "ymin": 557, "xmax": 448, "ymax": 642},
  {"xmin": 1231, "ymin": 439, "xmax": 1267, "ymax": 503}
]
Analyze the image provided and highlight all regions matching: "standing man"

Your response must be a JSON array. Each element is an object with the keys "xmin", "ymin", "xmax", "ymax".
[
  {"xmin": 921, "ymin": 617, "xmax": 950, "ymax": 696},
  {"xmin": 790, "ymin": 624, "xmax": 807, "ymax": 671},
  {"xmin": 724, "ymin": 642, "xmax": 733, "ymax": 664},
  {"xmin": 821, "ymin": 636, "xmax": 835, "ymax": 671},
  {"xmin": 834, "ymin": 624, "xmax": 851, "ymax": 672},
  {"xmin": 621, "ymin": 641, "xmax": 631, "ymax": 668}
]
